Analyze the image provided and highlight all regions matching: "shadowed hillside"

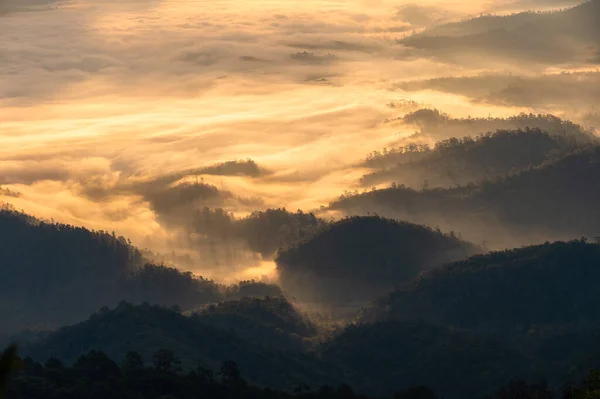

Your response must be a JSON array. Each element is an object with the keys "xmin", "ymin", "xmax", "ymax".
[
  {"xmin": 187, "ymin": 207, "xmax": 328, "ymax": 258},
  {"xmin": 332, "ymin": 145, "xmax": 600, "ymax": 248},
  {"xmin": 362, "ymin": 127, "xmax": 582, "ymax": 188},
  {"xmin": 316, "ymin": 240, "xmax": 600, "ymax": 398},
  {"xmin": 0, "ymin": 207, "xmax": 251, "ymax": 338},
  {"xmin": 394, "ymin": 109, "xmax": 596, "ymax": 142},
  {"xmin": 192, "ymin": 296, "xmax": 318, "ymax": 352},
  {"xmin": 320, "ymin": 321, "xmax": 525, "ymax": 398},
  {"xmin": 400, "ymin": 0, "xmax": 600, "ymax": 65},
  {"xmin": 276, "ymin": 216, "xmax": 481, "ymax": 307},
  {"xmin": 359, "ymin": 240, "xmax": 600, "ymax": 327},
  {"xmin": 21, "ymin": 302, "xmax": 341, "ymax": 390}
]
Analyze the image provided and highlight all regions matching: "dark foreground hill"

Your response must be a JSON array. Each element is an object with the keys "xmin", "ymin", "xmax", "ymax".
[
  {"xmin": 358, "ymin": 240, "xmax": 600, "ymax": 328},
  {"xmin": 11, "ymin": 241, "xmax": 600, "ymax": 398},
  {"xmin": 191, "ymin": 296, "xmax": 318, "ymax": 352},
  {"xmin": 317, "ymin": 241, "xmax": 600, "ymax": 397},
  {"xmin": 6, "ymin": 341, "xmax": 600, "ymax": 399},
  {"xmin": 16, "ymin": 296, "xmax": 600, "ymax": 399},
  {"xmin": 276, "ymin": 216, "xmax": 481, "ymax": 307},
  {"xmin": 0, "ymin": 207, "xmax": 279, "ymax": 339},
  {"xmin": 21, "ymin": 301, "xmax": 339, "ymax": 390},
  {"xmin": 320, "ymin": 318, "xmax": 600, "ymax": 399},
  {"xmin": 320, "ymin": 321, "xmax": 526, "ymax": 398}
]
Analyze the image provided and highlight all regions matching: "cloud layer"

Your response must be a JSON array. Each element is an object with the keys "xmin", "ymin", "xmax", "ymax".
[{"xmin": 1, "ymin": 0, "xmax": 597, "ymax": 278}]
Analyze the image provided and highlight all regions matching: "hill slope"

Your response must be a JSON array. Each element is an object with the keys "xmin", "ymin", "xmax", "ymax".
[
  {"xmin": 0, "ymin": 208, "xmax": 223, "ymax": 337},
  {"xmin": 358, "ymin": 240, "xmax": 600, "ymax": 327},
  {"xmin": 332, "ymin": 146, "xmax": 600, "ymax": 248},
  {"xmin": 362, "ymin": 127, "xmax": 582, "ymax": 188},
  {"xmin": 321, "ymin": 321, "xmax": 525, "ymax": 399},
  {"xmin": 400, "ymin": 0, "xmax": 600, "ymax": 65},
  {"xmin": 192, "ymin": 296, "xmax": 318, "ymax": 352},
  {"xmin": 22, "ymin": 302, "xmax": 340, "ymax": 390},
  {"xmin": 276, "ymin": 216, "xmax": 481, "ymax": 306}
]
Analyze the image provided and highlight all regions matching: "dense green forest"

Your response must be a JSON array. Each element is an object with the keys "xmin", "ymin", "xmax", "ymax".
[
  {"xmin": 276, "ymin": 216, "xmax": 480, "ymax": 306},
  {"xmin": 332, "ymin": 145, "xmax": 600, "ymax": 248}
]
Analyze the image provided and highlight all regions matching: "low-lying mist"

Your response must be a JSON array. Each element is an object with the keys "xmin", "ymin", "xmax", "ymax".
[{"xmin": 1, "ymin": 0, "xmax": 599, "ymax": 285}]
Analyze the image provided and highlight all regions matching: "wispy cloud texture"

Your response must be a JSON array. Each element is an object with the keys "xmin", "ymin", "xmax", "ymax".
[{"xmin": 1, "ymin": 0, "xmax": 597, "ymax": 277}]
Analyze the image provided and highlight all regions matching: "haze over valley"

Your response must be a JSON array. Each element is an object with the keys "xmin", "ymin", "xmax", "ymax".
[{"xmin": 2, "ymin": 1, "xmax": 600, "ymax": 398}]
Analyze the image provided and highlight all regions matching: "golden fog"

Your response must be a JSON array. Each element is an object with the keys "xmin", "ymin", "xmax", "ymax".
[{"xmin": 0, "ymin": 0, "xmax": 595, "ymax": 280}]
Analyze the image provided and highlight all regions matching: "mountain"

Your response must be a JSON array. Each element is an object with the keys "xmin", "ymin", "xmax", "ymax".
[
  {"xmin": 317, "ymin": 240, "xmax": 600, "ymax": 398},
  {"xmin": 11, "ymin": 242, "xmax": 600, "ymax": 398},
  {"xmin": 196, "ymin": 159, "xmax": 264, "ymax": 177},
  {"xmin": 394, "ymin": 109, "xmax": 596, "ymax": 142},
  {"xmin": 361, "ymin": 127, "xmax": 582, "ymax": 188},
  {"xmin": 320, "ymin": 321, "xmax": 526, "ymax": 399},
  {"xmin": 276, "ymin": 216, "xmax": 481, "ymax": 307},
  {"xmin": 400, "ymin": 0, "xmax": 600, "ymax": 65},
  {"xmin": 191, "ymin": 296, "xmax": 318, "ymax": 352},
  {"xmin": 172, "ymin": 207, "xmax": 327, "ymax": 258},
  {"xmin": 230, "ymin": 208, "xmax": 327, "ymax": 257},
  {"xmin": 4, "ymin": 346, "xmax": 405, "ymax": 399},
  {"xmin": 320, "ymin": 317, "xmax": 600, "ymax": 399},
  {"xmin": 331, "ymin": 145, "xmax": 600, "ymax": 248},
  {"xmin": 0, "ymin": 207, "xmax": 222, "ymax": 338},
  {"xmin": 420, "ymin": 1, "xmax": 599, "ymax": 39},
  {"xmin": 358, "ymin": 240, "xmax": 600, "ymax": 328},
  {"xmin": 21, "ymin": 302, "xmax": 340, "ymax": 390}
]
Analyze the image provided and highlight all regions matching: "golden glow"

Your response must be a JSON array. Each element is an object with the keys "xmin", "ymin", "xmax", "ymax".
[{"xmin": 0, "ymin": 0, "xmax": 594, "ymax": 281}]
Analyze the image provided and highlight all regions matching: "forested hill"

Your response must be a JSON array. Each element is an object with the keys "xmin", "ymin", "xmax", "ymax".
[
  {"xmin": 192, "ymin": 296, "xmax": 318, "ymax": 352},
  {"xmin": 320, "ymin": 320, "xmax": 525, "ymax": 398},
  {"xmin": 21, "ymin": 301, "xmax": 339, "ymax": 390},
  {"xmin": 415, "ymin": 0, "xmax": 599, "ymax": 39},
  {"xmin": 396, "ymin": 110, "xmax": 596, "ymax": 142},
  {"xmin": 316, "ymin": 240, "xmax": 600, "ymax": 397},
  {"xmin": 0, "ymin": 207, "xmax": 144, "ymax": 334},
  {"xmin": 9, "ymin": 241, "xmax": 600, "ymax": 398},
  {"xmin": 332, "ymin": 145, "xmax": 600, "ymax": 248},
  {"xmin": 276, "ymin": 216, "xmax": 481, "ymax": 306},
  {"xmin": 0, "ymin": 207, "xmax": 272, "ymax": 339},
  {"xmin": 400, "ymin": 0, "xmax": 600, "ymax": 64},
  {"xmin": 6, "ymin": 343, "xmax": 600, "ymax": 399},
  {"xmin": 361, "ymin": 127, "xmax": 582, "ymax": 188},
  {"xmin": 358, "ymin": 240, "xmax": 600, "ymax": 327}
]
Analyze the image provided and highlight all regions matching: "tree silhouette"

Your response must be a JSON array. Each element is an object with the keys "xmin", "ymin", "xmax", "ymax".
[
  {"xmin": 219, "ymin": 360, "xmax": 244, "ymax": 386},
  {"xmin": 122, "ymin": 351, "xmax": 144, "ymax": 371},
  {"xmin": 0, "ymin": 346, "xmax": 18, "ymax": 399},
  {"xmin": 153, "ymin": 349, "xmax": 181, "ymax": 373}
]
